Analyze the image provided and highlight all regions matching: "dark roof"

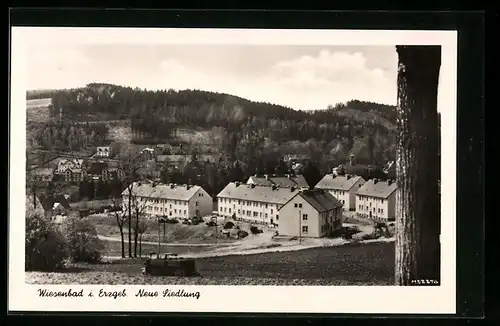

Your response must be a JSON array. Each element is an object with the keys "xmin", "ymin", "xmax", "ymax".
[
  {"xmin": 279, "ymin": 189, "xmax": 342, "ymax": 213},
  {"xmin": 315, "ymin": 174, "xmax": 365, "ymax": 191},
  {"xmin": 248, "ymin": 174, "xmax": 310, "ymax": 188},
  {"xmin": 356, "ymin": 179, "xmax": 398, "ymax": 198},
  {"xmin": 300, "ymin": 190, "xmax": 343, "ymax": 212},
  {"xmin": 88, "ymin": 162, "xmax": 107, "ymax": 175},
  {"xmin": 38, "ymin": 194, "xmax": 71, "ymax": 212}
]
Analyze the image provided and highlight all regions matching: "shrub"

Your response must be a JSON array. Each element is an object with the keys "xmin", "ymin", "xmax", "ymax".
[
  {"xmin": 25, "ymin": 214, "xmax": 68, "ymax": 271},
  {"xmin": 237, "ymin": 230, "xmax": 249, "ymax": 239},
  {"xmin": 223, "ymin": 221, "xmax": 234, "ymax": 229},
  {"xmin": 249, "ymin": 226, "xmax": 262, "ymax": 234},
  {"xmin": 206, "ymin": 221, "xmax": 216, "ymax": 227},
  {"xmin": 61, "ymin": 217, "xmax": 104, "ymax": 263},
  {"xmin": 361, "ymin": 233, "xmax": 379, "ymax": 241}
]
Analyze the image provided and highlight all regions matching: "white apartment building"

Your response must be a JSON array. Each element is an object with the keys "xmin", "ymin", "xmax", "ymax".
[
  {"xmin": 121, "ymin": 182, "xmax": 213, "ymax": 220},
  {"xmin": 278, "ymin": 189, "xmax": 343, "ymax": 238},
  {"xmin": 315, "ymin": 173, "xmax": 366, "ymax": 211},
  {"xmin": 217, "ymin": 182, "xmax": 299, "ymax": 225},
  {"xmin": 355, "ymin": 178, "xmax": 398, "ymax": 221}
]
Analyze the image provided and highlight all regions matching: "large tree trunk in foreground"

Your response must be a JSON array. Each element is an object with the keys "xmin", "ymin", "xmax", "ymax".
[{"xmin": 395, "ymin": 45, "xmax": 441, "ymax": 285}]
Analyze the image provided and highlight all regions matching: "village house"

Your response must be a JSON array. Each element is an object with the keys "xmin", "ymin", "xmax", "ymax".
[
  {"xmin": 315, "ymin": 172, "xmax": 366, "ymax": 211},
  {"xmin": 37, "ymin": 194, "xmax": 72, "ymax": 219},
  {"xmin": 278, "ymin": 189, "xmax": 343, "ymax": 238},
  {"xmin": 121, "ymin": 181, "xmax": 213, "ymax": 220},
  {"xmin": 63, "ymin": 167, "xmax": 87, "ymax": 183},
  {"xmin": 87, "ymin": 162, "xmax": 123, "ymax": 181},
  {"xmin": 355, "ymin": 178, "xmax": 398, "ymax": 221},
  {"xmin": 246, "ymin": 174, "xmax": 310, "ymax": 190},
  {"xmin": 217, "ymin": 182, "xmax": 300, "ymax": 225},
  {"xmin": 95, "ymin": 146, "xmax": 111, "ymax": 158},
  {"xmin": 55, "ymin": 158, "xmax": 84, "ymax": 174},
  {"xmin": 32, "ymin": 167, "xmax": 54, "ymax": 183}
]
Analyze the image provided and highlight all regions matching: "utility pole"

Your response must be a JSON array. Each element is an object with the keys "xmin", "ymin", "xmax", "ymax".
[{"xmin": 299, "ymin": 209, "xmax": 302, "ymax": 244}]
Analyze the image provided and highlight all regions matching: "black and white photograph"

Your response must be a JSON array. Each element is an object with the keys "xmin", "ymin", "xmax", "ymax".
[{"xmin": 9, "ymin": 27, "xmax": 457, "ymax": 314}]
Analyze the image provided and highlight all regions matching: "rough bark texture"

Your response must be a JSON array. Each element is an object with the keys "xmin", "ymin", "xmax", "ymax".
[{"xmin": 395, "ymin": 45, "xmax": 441, "ymax": 286}]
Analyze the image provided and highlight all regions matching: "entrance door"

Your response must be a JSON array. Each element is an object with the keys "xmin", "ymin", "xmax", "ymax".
[{"xmin": 369, "ymin": 211, "xmax": 372, "ymax": 219}]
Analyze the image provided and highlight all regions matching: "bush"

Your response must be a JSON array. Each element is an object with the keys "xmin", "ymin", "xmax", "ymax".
[
  {"xmin": 237, "ymin": 230, "xmax": 249, "ymax": 239},
  {"xmin": 223, "ymin": 221, "xmax": 235, "ymax": 229},
  {"xmin": 362, "ymin": 233, "xmax": 379, "ymax": 241},
  {"xmin": 249, "ymin": 226, "xmax": 262, "ymax": 234},
  {"xmin": 61, "ymin": 217, "xmax": 104, "ymax": 263},
  {"xmin": 25, "ymin": 214, "xmax": 68, "ymax": 271},
  {"xmin": 206, "ymin": 221, "xmax": 216, "ymax": 227}
]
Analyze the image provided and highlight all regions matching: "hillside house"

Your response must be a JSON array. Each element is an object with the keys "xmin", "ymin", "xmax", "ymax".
[
  {"xmin": 55, "ymin": 158, "xmax": 84, "ymax": 174},
  {"xmin": 121, "ymin": 182, "xmax": 213, "ymax": 220},
  {"xmin": 315, "ymin": 173, "xmax": 366, "ymax": 211},
  {"xmin": 32, "ymin": 167, "xmax": 54, "ymax": 183},
  {"xmin": 278, "ymin": 189, "xmax": 343, "ymax": 238},
  {"xmin": 95, "ymin": 146, "xmax": 111, "ymax": 158},
  {"xmin": 247, "ymin": 174, "xmax": 310, "ymax": 190},
  {"xmin": 217, "ymin": 182, "xmax": 300, "ymax": 225},
  {"xmin": 37, "ymin": 194, "xmax": 72, "ymax": 219},
  {"xmin": 355, "ymin": 178, "xmax": 398, "ymax": 221},
  {"xmin": 63, "ymin": 167, "xmax": 88, "ymax": 183}
]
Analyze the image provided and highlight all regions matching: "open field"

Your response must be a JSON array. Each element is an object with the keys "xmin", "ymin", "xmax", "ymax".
[{"xmin": 26, "ymin": 242, "xmax": 395, "ymax": 285}]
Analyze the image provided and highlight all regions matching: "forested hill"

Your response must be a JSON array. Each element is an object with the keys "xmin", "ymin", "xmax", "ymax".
[{"xmin": 27, "ymin": 83, "xmax": 398, "ymax": 167}]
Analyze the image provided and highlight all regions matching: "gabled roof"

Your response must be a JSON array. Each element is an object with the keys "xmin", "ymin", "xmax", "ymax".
[
  {"xmin": 315, "ymin": 174, "xmax": 365, "ymax": 191},
  {"xmin": 218, "ymin": 182, "xmax": 298, "ymax": 204},
  {"xmin": 33, "ymin": 167, "xmax": 54, "ymax": 176},
  {"xmin": 121, "ymin": 182, "xmax": 207, "ymax": 201},
  {"xmin": 280, "ymin": 189, "xmax": 343, "ymax": 213},
  {"xmin": 38, "ymin": 194, "xmax": 71, "ymax": 212},
  {"xmin": 356, "ymin": 179, "xmax": 397, "ymax": 199},
  {"xmin": 88, "ymin": 162, "xmax": 107, "ymax": 175},
  {"xmin": 247, "ymin": 174, "xmax": 310, "ymax": 189}
]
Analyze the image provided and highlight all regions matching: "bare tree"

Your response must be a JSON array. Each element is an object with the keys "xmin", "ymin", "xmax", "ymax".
[
  {"xmin": 395, "ymin": 45, "xmax": 441, "ymax": 285},
  {"xmin": 111, "ymin": 197, "xmax": 127, "ymax": 258},
  {"xmin": 133, "ymin": 219, "xmax": 148, "ymax": 258}
]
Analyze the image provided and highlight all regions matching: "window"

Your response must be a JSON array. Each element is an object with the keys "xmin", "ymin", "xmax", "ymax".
[
  {"xmin": 373, "ymin": 207, "xmax": 375, "ymax": 212},
  {"xmin": 266, "ymin": 204, "xmax": 268, "ymax": 208},
  {"xmin": 174, "ymin": 209, "xmax": 177, "ymax": 213},
  {"xmin": 184, "ymin": 210, "xmax": 186, "ymax": 215},
  {"xmin": 224, "ymin": 208, "xmax": 227, "ymax": 213},
  {"xmin": 238, "ymin": 200, "xmax": 241, "ymax": 205},
  {"xmin": 242, "ymin": 210, "xmax": 245, "ymax": 214},
  {"xmin": 380, "ymin": 209, "xmax": 384, "ymax": 214},
  {"xmin": 294, "ymin": 203, "xmax": 298, "ymax": 208},
  {"xmin": 271, "ymin": 209, "xmax": 274, "ymax": 214},
  {"xmin": 298, "ymin": 203, "xmax": 302, "ymax": 208},
  {"xmin": 220, "ymin": 207, "xmax": 222, "ymax": 212},
  {"xmin": 229, "ymin": 208, "xmax": 232, "ymax": 214},
  {"xmin": 276, "ymin": 216, "xmax": 279, "ymax": 221},
  {"xmin": 265, "ymin": 213, "xmax": 268, "ymax": 218},
  {"xmin": 302, "ymin": 226, "xmax": 308, "ymax": 233},
  {"xmin": 170, "ymin": 204, "xmax": 172, "ymax": 209},
  {"xmin": 196, "ymin": 201, "xmax": 199, "ymax": 206},
  {"xmin": 238, "ymin": 209, "xmax": 241, "ymax": 214},
  {"xmin": 302, "ymin": 214, "xmax": 308, "ymax": 221}
]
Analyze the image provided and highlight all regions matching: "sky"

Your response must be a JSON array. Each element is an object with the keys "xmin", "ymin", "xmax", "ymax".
[{"xmin": 26, "ymin": 44, "xmax": 400, "ymax": 111}]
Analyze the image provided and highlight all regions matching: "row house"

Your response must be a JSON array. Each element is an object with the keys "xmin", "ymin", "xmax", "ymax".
[
  {"xmin": 121, "ymin": 182, "xmax": 213, "ymax": 220},
  {"xmin": 278, "ymin": 189, "xmax": 343, "ymax": 238},
  {"xmin": 315, "ymin": 173, "xmax": 366, "ymax": 211},
  {"xmin": 246, "ymin": 173, "xmax": 310, "ymax": 190},
  {"xmin": 217, "ymin": 182, "xmax": 300, "ymax": 225},
  {"xmin": 355, "ymin": 178, "xmax": 398, "ymax": 221}
]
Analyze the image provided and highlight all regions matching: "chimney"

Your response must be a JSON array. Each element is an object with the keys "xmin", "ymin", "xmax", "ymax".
[
  {"xmin": 250, "ymin": 184, "xmax": 255, "ymax": 189},
  {"xmin": 291, "ymin": 186, "xmax": 296, "ymax": 192},
  {"xmin": 349, "ymin": 153, "xmax": 354, "ymax": 166},
  {"xmin": 170, "ymin": 183, "xmax": 175, "ymax": 189},
  {"xmin": 264, "ymin": 174, "xmax": 269, "ymax": 180},
  {"xmin": 235, "ymin": 181, "xmax": 240, "ymax": 187},
  {"xmin": 186, "ymin": 184, "xmax": 191, "ymax": 190},
  {"xmin": 346, "ymin": 174, "xmax": 351, "ymax": 180},
  {"xmin": 272, "ymin": 185, "xmax": 277, "ymax": 191},
  {"xmin": 373, "ymin": 178, "xmax": 379, "ymax": 184},
  {"xmin": 388, "ymin": 179, "xmax": 392, "ymax": 186},
  {"xmin": 332, "ymin": 174, "xmax": 337, "ymax": 179}
]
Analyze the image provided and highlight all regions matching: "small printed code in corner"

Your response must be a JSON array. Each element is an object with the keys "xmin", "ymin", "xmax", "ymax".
[{"xmin": 410, "ymin": 279, "xmax": 440, "ymax": 285}]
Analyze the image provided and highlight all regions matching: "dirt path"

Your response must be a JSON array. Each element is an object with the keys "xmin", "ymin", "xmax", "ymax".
[{"xmin": 97, "ymin": 235, "xmax": 217, "ymax": 247}]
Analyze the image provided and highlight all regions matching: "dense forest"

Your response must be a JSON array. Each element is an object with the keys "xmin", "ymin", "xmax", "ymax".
[{"xmin": 28, "ymin": 83, "xmax": 401, "ymax": 193}]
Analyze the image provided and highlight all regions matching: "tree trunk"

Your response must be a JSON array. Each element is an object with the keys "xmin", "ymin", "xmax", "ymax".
[
  {"xmin": 395, "ymin": 45, "xmax": 441, "ymax": 285},
  {"xmin": 139, "ymin": 234, "xmax": 142, "ymax": 258},
  {"xmin": 119, "ymin": 227, "xmax": 125, "ymax": 258},
  {"xmin": 134, "ymin": 211, "xmax": 139, "ymax": 257},
  {"xmin": 128, "ymin": 188, "xmax": 132, "ymax": 258}
]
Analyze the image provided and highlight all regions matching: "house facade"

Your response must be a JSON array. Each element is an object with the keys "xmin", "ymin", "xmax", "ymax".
[
  {"xmin": 95, "ymin": 146, "xmax": 110, "ymax": 157},
  {"xmin": 55, "ymin": 158, "xmax": 83, "ymax": 174},
  {"xmin": 278, "ymin": 189, "xmax": 343, "ymax": 238},
  {"xmin": 121, "ymin": 182, "xmax": 213, "ymax": 220},
  {"xmin": 217, "ymin": 182, "xmax": 299, "ymax": 225},
  {"xmin": 315, "ymin": 173, "xmax": 366, "ymax": 211},
  {"xmin": 355, "ymin": 179, "xmax": 398, "ymax": 221},
  {"xmin": 32, "ymin": 167, "xmax": 54, "ymax": 183}
]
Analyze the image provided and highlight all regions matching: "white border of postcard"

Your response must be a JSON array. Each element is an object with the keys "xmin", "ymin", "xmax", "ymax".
[{"xmin": 9, "ymin": 27, "xmax": 457, "ymax": 314}]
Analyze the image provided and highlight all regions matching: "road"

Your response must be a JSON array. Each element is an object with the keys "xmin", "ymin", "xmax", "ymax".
[{"xmin": 97, "ymin": 235, "xmax": 215, "ymax": 247}]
